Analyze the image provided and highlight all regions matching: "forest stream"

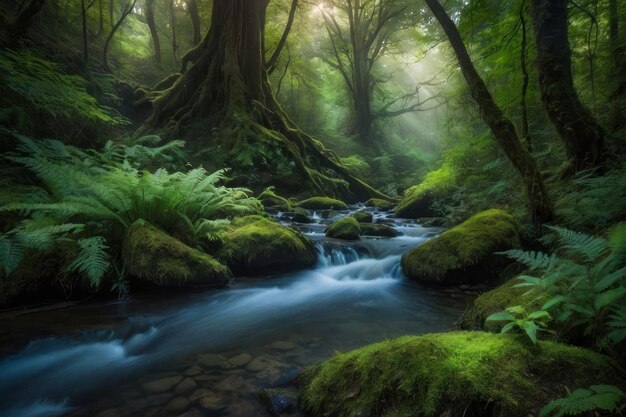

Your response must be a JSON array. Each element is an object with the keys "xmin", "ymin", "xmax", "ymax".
[{"xmin": 0, "ymin": 207, "xmax": 473, "ymax": 417}]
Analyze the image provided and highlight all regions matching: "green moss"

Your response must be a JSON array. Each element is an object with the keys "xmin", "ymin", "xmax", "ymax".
[
  {"xmin": 326, "ymin": 217, "xmax": 361, "ymax": 240},
  {"xmin": 218, "ymin": 215, "xmax": 317, "ymax": 273},
  {"xmin": 395, "ymin": 163, "xmax": 455, "ymax": 218},
  {"xmin": 300, "ymin": 332, "xmax": 616, "ymax": 417},
  {"xmin": 123, "ymin": 220, "xmax": 231, "ymax": 287},
  {"xmin": 297, "ymin": 197, "xmax": 348, "ymax": 210},
  {"xmin": 460, "ymin": 279, "xmax": 529, "ymax": 330},
  {"xmin": 258, "ymin": 187, "xmax": 292, "ymax": 211},
  {"xmin": 360, "ymin": 223, "xmax": 400, "ymax": 237},
  {"xmin": 401, "ymin": 209, "xmax": 520, "ymax": 284},
  {"xmin": 365, "ymin": 198, "xmax": 395, "ymax": 210},
  {"xmin": 352, "ymin": 211, "xmax": 373, "ymax": 223}
]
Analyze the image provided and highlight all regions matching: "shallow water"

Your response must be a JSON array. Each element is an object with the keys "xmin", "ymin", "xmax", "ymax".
[{"xmin": 0, "ymin": 207, "xmax": 474, "ymax": 417}]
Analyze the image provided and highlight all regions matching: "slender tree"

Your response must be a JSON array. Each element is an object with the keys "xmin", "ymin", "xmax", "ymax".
[
  {"xmin": 145, "ymin": 0, "xmax": 161, "ymax": 63},
  {"xmin": 530, "ymin": 0, "xmax": 606, "ymax": 170},
  {"xmin": 103, "ymin": 0, "xmax": 137, "ymax": 72},
  {"xmin": 141, "ymin": 0, "xmax": 386, "ymax": 200},
  {"xmin": 266, "ymin": 0, "xmax": 298, "ymax": 75},
  {"xmin": 169, "ymin": 0, "xmax": 179, "ymax": 64},
  {"xmin": 424, "ymin": 0, "xmax": 554, "ymax": 225},
  {"xmin": 609, "ymin": 0, "xmax": 625, "ymax": 132}
]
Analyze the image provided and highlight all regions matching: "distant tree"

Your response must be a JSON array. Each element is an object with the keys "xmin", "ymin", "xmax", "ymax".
[
  {"xmin": 424, "ymin": 0, "xmax": 554, "ymax": 225},
  {"xmin": 318, "ymin": 0, "xmax": 442, "ymax": 147},
  {"xmin": 530, "ymin": 0, "xmax": 607, "ymax": 171}
]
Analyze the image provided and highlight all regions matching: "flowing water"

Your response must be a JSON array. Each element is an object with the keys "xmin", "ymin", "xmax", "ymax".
[{"xmin": 0, "ymin": 207, "xmax": 474, "ymax": 417}]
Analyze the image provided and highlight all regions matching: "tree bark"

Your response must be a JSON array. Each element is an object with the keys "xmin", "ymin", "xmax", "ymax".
[
  {"xmin": 185, "ymin": 0, "xmax": 201, "ymax": 46},
  {"xmin": 609, "ymin": 0, "xmax": 625, "ymax": 132},
  {"xmin": 8, "ymin": 0, "xmax": 46, "ymax": 39},
  {"xmin": 425, "ymin": 0, "xmax": 554, "ymax": 225},
  {"xmin": 530, "ymin": 0, "xmax": 606, "ymax": 171},
  {"xmin": 145, "ymin": 0, "xmax": 161, "ymax": 63},
  {"xmin": 141, "ymin": 0, "xmax": 386, "ymax": 201},
  {"xmin": 169, "ymin": 0, "xmax": 179, "ymax": 64}
]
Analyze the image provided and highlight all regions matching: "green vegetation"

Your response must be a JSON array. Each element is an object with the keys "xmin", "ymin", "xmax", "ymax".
[
  {"xmin": 401, "ymin": 209, "xmax": 520, "ymax": 284},
  {"xmin": 486, "ymin": 225, "xmax": 626, "ymax": 351},
  {"xmin": 0, "ymin": 134, "xmax": 261, "ymax": 302},
  {"xmin": 301, "ymin": 332, "xmax": 617, "ymax": 417}
]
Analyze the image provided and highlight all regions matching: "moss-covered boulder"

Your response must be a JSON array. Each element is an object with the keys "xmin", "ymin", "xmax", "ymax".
[
  {"xmin": 459, "ymin": 279, "xmax": 529, "ymax": 330},
  {"xmin": 218, "ymin": 215, "xmax": 317, "ymax": 274},
  {"xmin": 360, "ymin": 223, "xmax": 400, "ymax": 237},
  {"xmin": 297, "ymin": 197, "xmax": 348, "ymax": 210},
  {"xmin": 394, "ymin": 185, "xmax": 439, "ymax": 218},
  {"xmin": 365, "ymin": 198, "xmax": 394, "ymax": 210},
  {"xmin": 325, "ymin": 217, "xmax": 361, "ymax": 240},
  {"xmin": 401, "ymin": 209, "xmax": 519, "ymax": 285},
  {"xmin": 123, "ymin": 220, "xmax": 232, "ymax": 287},
  {"xmin": 300, "ymin": 332, "xmax": 617, "ymax": 417},
  {"xmin": 352, "ymin": 210, "xmax": 373, "ymax": 223},
  {"xmin": 258, "ymin": 188, "xmax": 291, "ymax": 211}
]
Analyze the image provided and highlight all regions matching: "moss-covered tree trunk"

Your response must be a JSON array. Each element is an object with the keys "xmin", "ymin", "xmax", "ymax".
[
  {"xmin": 530, "ymin": 0, "xmax": 606, "ymax": 170},
  {"xmin": 145, "ymin": 0, "xmax": 161, "ymax": 64},
  {"xmin": 425, "ymin": 0, "xmax": 554, "ymax": 225},
  {"xmin": 609, "ymin": 0, "xmax": 625, "ymax": 133},
  {"xmin": 141, "ymin": 0, "xmax": 385, "ymax": 201}
]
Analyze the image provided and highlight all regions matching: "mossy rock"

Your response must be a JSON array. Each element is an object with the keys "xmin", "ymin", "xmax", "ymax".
[
  {"xmin": 218, "ymin": 215, "xmax": 317, "ymax": 274},
  {"xmin": 365, "ymin": 198, "xmax": 394, "ymax": 210},
  {"xmin": 401, "ymin": 209, "xmax": 520, "ymax": 285},
  {"xmin": 352, "ymin": 211, "xmax": 373, "ymax": 223},
  {"xmin": 300, "ymin": 331, "xmax": 617, "ymax": 417},
  {"xmin": 326, "ymin": 217, "xmax": 361, "ymax": 240},
  {"xmin": 459, "ymin": 279, "xmax": 530, "ymax": 330},
  {"xmin": 258, "ymin": 188, "xmax": 292, "ymax": 211},
  {"xmin": 394, "ymin": 185, "xmax": 438, "ymax": 218},
  {"xmin": 297, "ymin": 197, "xmax": 348, "ymax": 210},
  {"xmin": 360, "ymin": 223, "xmax": 400, "ymax": 237},
  {"xmin": 123, "ymin": 220, "xmax": 232, "ymax": 288}
]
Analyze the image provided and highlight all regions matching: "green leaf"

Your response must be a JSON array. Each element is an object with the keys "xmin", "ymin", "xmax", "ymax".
[
  {"xmin": 594, "ymin": 287, "xmax": 626, "ymax": 310},
  {"xmin": 542, "ymin": 295, "xmax": 567, "ymax": 310},
  {"xmin": 486, "ymin": 311, "xmax": 515, "ymax": 322},
  {"xmin": 523, "ymin": 321, "xmax": 538, "ymax": 344},
  {"xmin": 501, "ymin": 322, "xmax": 517, "ymax": 333},
  {"xmin": 527, "ymin": 310, "xmax": 551, "ymax": 321}
]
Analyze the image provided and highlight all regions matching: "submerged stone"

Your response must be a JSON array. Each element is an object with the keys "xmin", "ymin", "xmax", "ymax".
[{"xmin": 401, "ymin": 209, "xmax": 519, "ymax": 285}]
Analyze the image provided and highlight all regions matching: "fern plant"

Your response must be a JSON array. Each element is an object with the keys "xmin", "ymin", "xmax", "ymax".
[
  {"xmin": 486, "ymin": 305, "xmax": 552, "ymax": 344},
  {"xmin": 539, "ymin": 385, "xmax": 625, "ymax": 417},
  {"xmin": 492, "ymin": 225, "xmax": 626, "ymax": 349},
  {"xmin": 1, "ymin": 134, "xmax": 262, "ymax": 293}
]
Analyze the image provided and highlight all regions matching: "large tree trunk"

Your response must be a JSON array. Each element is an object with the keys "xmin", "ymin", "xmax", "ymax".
[
  {"xmin": 530, "ymin": 0, "xmax": 606, "ymax": 171},
  {"xmin": 425, "ymin": 0, "xmax": 554, "ymax": 225},
  {"xmin": 141, "ymin": 0, "xmax": 385, "ymax": 201},
  {"xmin": 185, "ymin": 0, "xmax": 201, "ymax": 46},
  {"xmin": 145, "ymin": 0, "xmax": 161, "ymax": 63}
]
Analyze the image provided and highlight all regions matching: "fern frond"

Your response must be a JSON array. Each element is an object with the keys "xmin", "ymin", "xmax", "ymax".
[
  {"xmin": 0, "ymin": 237, "xmax": 25, "ymax": 275},
  {"xmin": 66, "ymin": 237, "xmax": 110, "ymax": 287}
]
